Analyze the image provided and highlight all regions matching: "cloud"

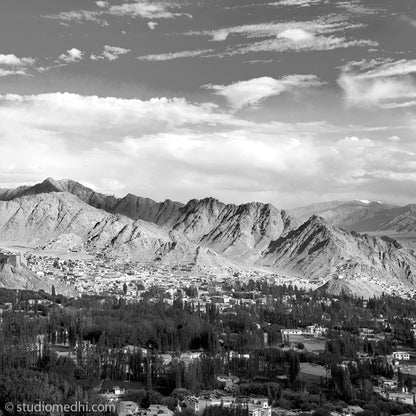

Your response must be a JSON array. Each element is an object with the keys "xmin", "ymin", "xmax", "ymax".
[
  {"xmin": 0, "ymin": 92, "xmax": 414, "ymax": 207},
  {"xmin": 270, "ymin": 0, "xmax": 325, "ymax": 7},
  {"xmin": 57, "ymin": 48, "xmax": 84, "ymax": 64},
  {"xmin": 138, "ymin": 49, "xmax": 213, "ymax": 61},
  {"xmin": 277, "ymin": 28, "xmax": 315, "ymax": 42},
  {"xmin": 204, "ymin": 75, "xmax": 322, "ymax": 110},
  {"xmin": 187, "ymin": 17, "xmax": 376, "ymax": 55},
  {"xmin": 0, "ymin": 54, "xmax": 35, "ymax": 67},
  {"xmin": 190, "ymin": 18, "xmax": 364, "ymax": 41},
  {"xmin": 0, "ymin": 68, "xmax": 27, "ymax": 77},
  {"xmin": 107, "ymin": 1, "xmax": 186, "ymax": 19},
  {"xmin": 401, "ymin": 16, "xmax": 416, "ymax": 28},
  {"xmin": 337, "ymin": 0, "xmax": 379, "ymax": 15},
  {"xmin": 0, "ymin": 53, "xmax": 35, "ymax": 77},
  {"xmin": 43, "ymin": 1, "xmax": 191, "ymax": 26},
  {"xmin": 43, "ymin": 10, "xmax": 109, "ymax": 26},
  {"xmin": 96, "ymin": 1, "xmax": 109, "ymax": 8},
  {"xmin": 338, "ymin": 59, "xmax": 416, "ymax": 108},
  {"xmin": 147, "ymin": 21, "xmax": 158, "ymax": 30},
  {"xmin": 91, "ymin": 45, "xmax": 131, "ymax": 61}
]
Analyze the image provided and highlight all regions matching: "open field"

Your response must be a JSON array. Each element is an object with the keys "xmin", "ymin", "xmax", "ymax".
[{"xmin": 288, "ymin": 335, "xmax": 326, "ymax": 353}]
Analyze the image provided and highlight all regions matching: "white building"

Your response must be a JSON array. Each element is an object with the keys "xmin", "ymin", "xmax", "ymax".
[{"xmin": 393, "ymin": 351, "xmax": 411, "ymax": 361}]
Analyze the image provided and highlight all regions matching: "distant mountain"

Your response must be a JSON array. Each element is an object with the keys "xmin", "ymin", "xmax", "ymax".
[
  {"xmin": 377, "ymin": 205, "xmax": 416, "ymax": 233},
  {"xmin": 168, "ymin": 197, "xmax": 299, "ymax": 263},
  {"xmin": 0, "ymin": 178, "xmax": 184, "ymax": 226},
  {"xmin": 291, "ymin": 200, "xmax": 402, "ymax": 232},
  {"xmin": 290, "ymin": 200, "xmax": 346, "ymax": 220},
  {"xmin": 259, "ymin": 215, "xmax": 416, "ymax": 294}
]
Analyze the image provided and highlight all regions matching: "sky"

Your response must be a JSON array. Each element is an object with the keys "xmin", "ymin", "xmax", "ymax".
[{"xmin": 0, "ymin": 0, "xmax": 416, "ymax": 208}]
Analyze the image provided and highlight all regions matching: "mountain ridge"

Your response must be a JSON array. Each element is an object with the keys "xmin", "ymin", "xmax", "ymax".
[{"xmin": 2, "ymin": 179, "xmax": 416, "ymax": 298}]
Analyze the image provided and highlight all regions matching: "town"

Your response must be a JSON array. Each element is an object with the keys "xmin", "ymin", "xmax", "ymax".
[{"xmin": 1, "ymin": 249, "xmax": 416, "ymax": 416}]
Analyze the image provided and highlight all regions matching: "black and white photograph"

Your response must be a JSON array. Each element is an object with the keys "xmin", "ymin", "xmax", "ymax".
[{"xmin": 1, "ymin": 0, "xmax": 416, "ymax": 415}]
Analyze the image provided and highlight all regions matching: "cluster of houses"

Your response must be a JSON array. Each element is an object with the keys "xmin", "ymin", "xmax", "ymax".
[{"xmin": 183, "ymin": 395, "xmax": 271, "ymax": 416}]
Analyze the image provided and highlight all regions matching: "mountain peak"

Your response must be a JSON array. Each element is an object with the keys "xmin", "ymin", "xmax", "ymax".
[{"xmin": 306, "ymin": 214, "xmax": 331, "ymax": 228}]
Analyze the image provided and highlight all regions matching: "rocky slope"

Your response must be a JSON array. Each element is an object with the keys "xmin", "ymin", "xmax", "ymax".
[
  {"xmin": 0, "ymin": 178, "xmax": 183, "ymax": 225},
  {"xmin": 0, "ymin": 192, "xmax": 234, "ymax": 268},
  {"xmin": 168, "ymin": 198, "xmax": 299, "ymax": 263},
  {"xmin": 0, "ymin": 263, "xmax": 76, "ymax": 296},
  {"xmin": 0, "ymin": 192, "xmax": 108, "ymax": 246},
  {"xmin": 259, "ymin": 215, "xmax": 416, "ymax": 287},
  {"xmin": 377, "ymin": 205, "xmax": 416, "ymax": 232}
]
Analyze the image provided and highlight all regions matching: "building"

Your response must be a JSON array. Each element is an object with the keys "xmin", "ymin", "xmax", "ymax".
[
  {"xmin": 305, "ymin": 325, "xmax": 327, "ymax": 336},
  {"xmin": 183, "ymin": 395, "xmax": 271, "ymax": 416},
  {"xmin": 393, "ymin": 351, "xmax": 411, "ymax": 361},
  {"xmin": 183, "ymin": 395, "xmax": 235, "ymax": 414},
  {"xmin": 116, "ymin": 401, "xmax": 139, "ymax": 416},
  {"xmin": 0, "ymin": 252, "xmax": 26, "ymax": 268},
  {"xmin": 281, "ymin": 329, "xmax": 303, "ymax": 336},
  {"xmin": 246, "ymin": 398, "xmax": 271, "ymax": 416}
]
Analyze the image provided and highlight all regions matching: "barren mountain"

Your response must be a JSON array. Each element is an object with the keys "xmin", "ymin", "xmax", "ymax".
[
  {"xmin": 290, "ymin": 200, "xmax": 346, "ymax": 220},
  {"xmin": 0, "ymin": 192, "xmax": 111, "ymax": 247},
  {"xmin": 169, "ymin": 198, "xmax": 299, "ymax": 263},
  {"xmin": 259, "ymin": 215, "xmax": 416, "ymax": 292},
  {"xmin": 0, "ymin": 192, "xmax": 234, "ymax": 267},
  {"xmin": 291, "ymin": 200, "xmax": 401, "ymax": 232},
  {"xmin": 3, "ymin": 179, "xmax": 416, "ymax": 298},
  {"xmin": 111, "ymin": 194, "xmax": 183, "ymax": 225},
  {"xmin": 0, "ymin": 178, "xmax": 183, "ymax": 225},
  {"xmin": 377, "ymin": 205, "xmax": 416, "ymax": 233}
]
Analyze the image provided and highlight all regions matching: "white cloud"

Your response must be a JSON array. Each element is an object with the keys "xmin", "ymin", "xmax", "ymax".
[
  {"xmin": 147, "ymin": 21, "xmax": 158, "ymax": 30},
  {"xmin": 338, "ymin": 59, "xmax": 416, "ymax": 108},
  {"xmin": 43, "ymin": 1, "xmax": 191, "ymax": 25},
  {"xmin": 0, "ymin": 92, "xmax": 414, "ymax": 207},
  {"xmin": 337, "ymin": 0, "xmax": 379, "ymax": 15},
  {"xmin": 188, "ymin": 18, "xmax": 376, "ymax": 55},
  {"xmin": 58, "ymin": 48, "xmax": 84, "ymax": 64},
  {"xmin": 234, "ymin": 35, "xmax": 375, "ymax": 55},
  {"xmin": 190, "ymin": 18, "xmax": 364, "ymax": 42},
  {"xmin": 277, "ymin": 28, "xmax": 315, "ymax": 42},
  {"xmin": 0, "ymin": 54, "xmax": 35, "ymax": 67},
  {"xmin": 270, "ymin": 0, "xmax": 325, "ymax": 7},
  {"xmin": 0, "ymin": 53, "xmax": 35, "ymax": 77},
  {"xmin": 138, "ymin": 49, "xmax": 213, "ymax": 61},
  {"xmin": 96, "ymin": 1, "xmax": 109, "ymax": 8},
  {"xmin": 43, "ymin": 10, "xmax": 109, "ymax": 26},
  {"xmin": 108, "ymin": 2, "xmax": 179, "ymax": 19},
  {"xmin": 205, "ymin": 75, "xmax": 322, "ymax": 110},
  {"xmin": 0, "ymin": 68, "xmax": 27, "ymax": 77},
  {"xmin": 91, "ymin": 45, "xmax": 131, "ymax": 61}
]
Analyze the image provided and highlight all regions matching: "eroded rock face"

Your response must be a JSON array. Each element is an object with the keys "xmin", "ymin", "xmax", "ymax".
[
  {"xmin": 260, "ymin": 215, "xmax": 416, "ymax": 291},
  {"xmin": 168, "ymin": 198, "xmax": 299, "ymax": 263}
]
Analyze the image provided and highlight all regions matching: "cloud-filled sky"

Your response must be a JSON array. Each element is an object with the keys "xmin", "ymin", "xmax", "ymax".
[{"xmin": 0, "ymin": 0, "xmax": 416, "ymax": 208}]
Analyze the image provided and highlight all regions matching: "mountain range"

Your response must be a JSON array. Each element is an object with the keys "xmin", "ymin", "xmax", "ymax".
[
  {"xmin": 1, "ymin": 178, "xmax": 416, "ymax": 297},
  {"xmin": 291, "ymin": 199, "xmax": 416, "ymax": 233}
]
